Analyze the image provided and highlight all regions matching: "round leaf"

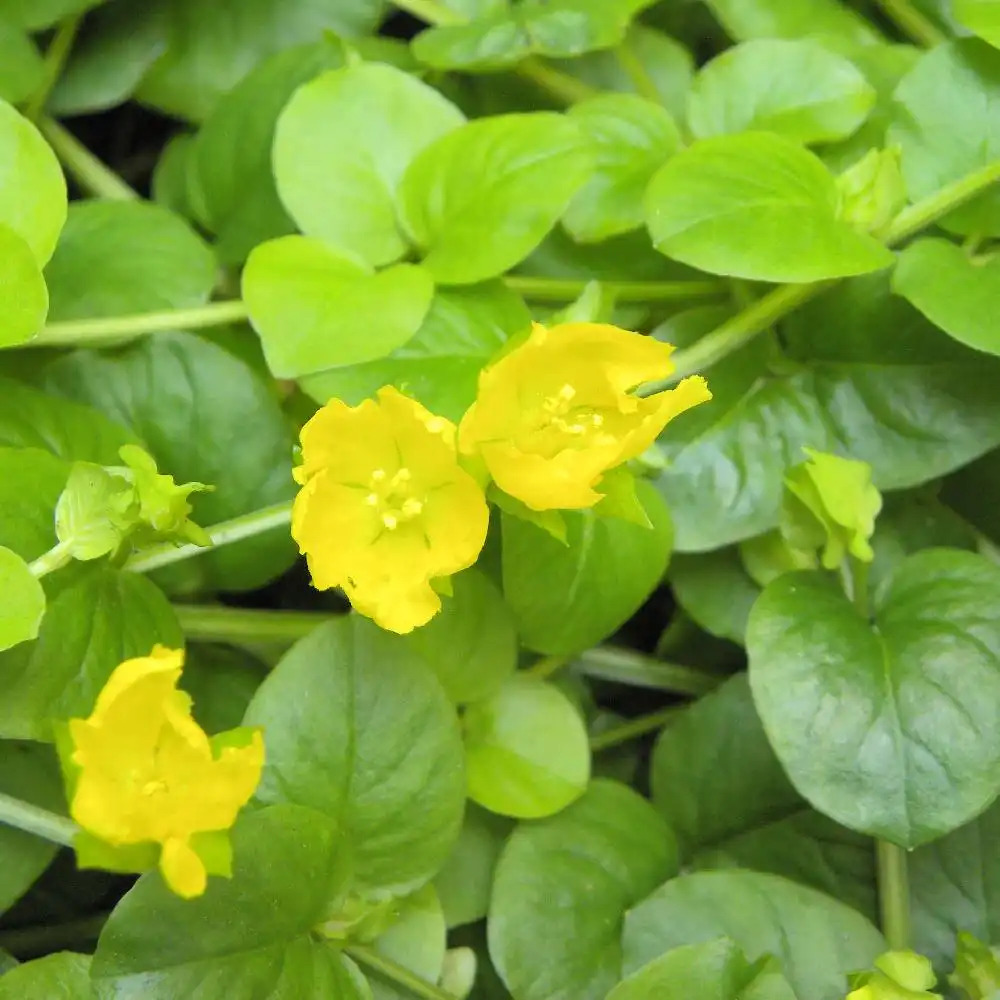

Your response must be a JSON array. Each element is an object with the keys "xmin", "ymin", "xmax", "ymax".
[
  {"xmin": 623, "ymin": 870, "xmax": 884, "ymax": 1000},
  {"xmin": 369, "ymin": 885, "xmax": 447, "ymax": 1000},
  {"xmin": 274, "ymin": 62, "xmax": 464, "ymax": 267},
  {"xmin": 489, "ymin": 780, "xmax": 679, "ymax": 1000},
  {"xmin": 645, "ymin": 131, "xmax": 893, "ymax": 282},
  {"xmin": 464, "ymin": 675, "xmax": 591, "ymax": 819},
  {"xmin": 243, "ymin": 616, "xmax": 466, "ymax": 893},
  {"xmin": 399, "ymin": 112, "xmax": 593, "ymax": 285},
  {"xmin": 0, "ymin": 21, "xmax": 43, "ymax": 104},
  {"xmin": 0, "ymin": 952, "xmax": 90, "ymax": 999},
  {"xmin": 700, "ymin": 0, "xmax": 879, "ymax": 43},
  {"xmin": 0, "ymin": 545, "xmax": 45, "ymax": 652},
  {"xmin": 687, "ymin": 39, "xmax": 875, "ymax": 144},
  {"xmin": 0, "ymin": 224, "xmax": 47, "ymax": 347},
  {"xmin": 0, "ymin": 446, "xmax": 67, "ymax": 560},
  {"xmin": 243, "ymin": 235, "xmax": 434, "ymax": 379},
  {"xmin": 956, "ymin": 0, "xmax": 1000, "ymax": 48},
  {"xmin": 748, "ymin": 550, "xmax": 1000, "ymax": 847},
  {"xmin": 0, "ymin": 98, "xmax": 66, "ymax": 265},
  {"xmin": 892, "ymin": 237, "xmax": 1000, "ymax": 356}
]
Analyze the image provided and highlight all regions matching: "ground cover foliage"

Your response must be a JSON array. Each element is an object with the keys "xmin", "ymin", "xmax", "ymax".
[{"xmin": 2, "ymin": 0, "xmax": 1000, "ymax": 997}]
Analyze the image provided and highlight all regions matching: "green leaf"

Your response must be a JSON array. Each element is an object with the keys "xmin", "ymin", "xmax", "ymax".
[
  {"xmin": 622, "ymin": 870, "xmax": 884, "ymax": 1000},
  {"xmin": 651, "ymin": 674, "xmax": 876, "ymax": 920},
  {"xmin": 748, "ymin": 549, "xmax": 1000, "ymax": 847},
  {"xmin": 645, "ymin": 131, "xmax": 893, "ymax": 282},
  {"xmin": 607, "ymin": 939, "xmax": 796, "ymax": 1000},
  {"xmin": 243, "ymin": 235, "xmax": 435, "ymax": 379},
  {"xmin": 0, "ymin": 0, "xmax": 100, "ymax": 30},
  {"xmin": 669, "ymin": 550, "xmax": 759, "ymax": 645},
  {"xmin": 464, "ymin": 674, "xmax": 591, "ymax": 819},
  {"xmin": 44, "ymin": 200, "xmax": 216, "ymax": 323},
  {"xmin": 90, "ymin": 805, "xmax": 368, "ymax": 999},
  {"xmin": 0, "ymin": 19, "xmax": 42, "ymax": 104},
  {"xmin": 564, "ymin": 94, "xmax": 681, "ymax": 243},
  {"xmin": 893, "ymin": 238, "xmax": 1000, "ymax": 356},
  {"xmin": 889, "ymin": 39, "xmax": 1000, "ymax": 237},
  {"xmin": 836, "ymin": 147, "xmax": 907, "ymax": 237},
  {"xmin": 133, "ymin": 0, "xmax": 385, "ymax": 122},
  {"xmin": 0, "ymin": 563, "xmax": 182, "ymax": 740},
  {"xmin": 274, "ymin": 62, "xmax": 464, "ymax": 268},
  {"xmin": 950, "ymin": 933, "xmax": 1000, "ymax": 1000},
  {"xmin": 433, "ymin": 804, "xmax": 512, "ymax": 929},
  {"xmin": 656, "ymin": 275, "xmax": 1000, "ymax": 551},
  {"xmin": 300, "ymin": 281, "xmax": 529, "ymax": 423},
  {"xmin": 0, "ymin": 741, "xmax": 65, "ymax": 916},
  {"xmin": 0, "ymin": 952, "xmax": 90, "ymax": 998},
  {"xmin": 0, "ymin": 376, "xmax": 136, "ymax": 464},
  {"xmin": 687, "ymin": 39, "xmax": 875, "ymax": 144},
  {"xmin": 0, "ymin": 446, "xmax": 67, "ymax": 560},
  {"xmin": 243, "ymin": 616, "xmax": 466, "ymax": 893},
  {"xmin": 403, "ymin": 568, "xmax": 517, "ymax": 704},
  {"xmin": 489, "ymin": 780, "xmax": 679, "ymax": 1000},
  {"xmin": 955, "ymin": 0, "xmax": 1000, "ymax": 50},
  {"xmin": 701, "ymin": 0, "xmax": 881, "ymax": 43},
  {"xmin": 399, "ymin": 112, "xmax": 592, "ymax": 284},
  {"xmin": 367, "ymin": 885, "xmax": 447, "ymax": 1000},
  {"xmin": 42, "ymin": 332, "xmax": 297, "ymax": 593},
  {"xmin": 190, "ymin": 40, "xmax": 344, "ymax": 264},
  {"xmin": 0, "ymin": 99, "xmax": 67, "ymax": 265},
  {"xmin": 502, "ymin": 480, "xmax": 673, "ymax": 655},
  {"xmin": 0, "ymin": 224, "xmax": 48, "ymax": 347},
  {"xmin": 54, "ymin": 463, "xmax": 136, "ymax": 561},
  {"xmin": 0, "ymin": 546, "xmax": 45, "ymax": 652},
  {"xmin": 180, "ymin": 644, "xmax": 268, "ymax": 736}
]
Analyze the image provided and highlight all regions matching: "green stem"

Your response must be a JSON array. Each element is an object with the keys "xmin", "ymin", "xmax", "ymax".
[
  {"xmin": 347, "ymin": 944, "xmax": 458, "ymax": 1000},
  {"xmin": 126, "ymin": 501, "xmax": 293, "ymax": 575},
  {"xmin": 872, "ymin": 0, "xmax": 945, "ymax": 46},
  {"xmin": 526, "ymin": 654, "xmax": 569, "ymax": 680},
  {"xmin": 25, "ymin": 13, "xmax": 83, "ymax": 122},
  {"xmin": 0, "ymin": 913, "xmax": 107, "ymax": 956},
  {"xmin": 613, "ymin": 38, "xmax": 661, "ymax": 104},
  {"xmin": 28, "ymin": 540, "xmax": 73, "ymax": 579},
  {"xmin": 0, "ymin": 791, "xmax": 78, "ymax": 847},
  {"xmin": 575, "ymin": 646, "xmax": 721, "ymax": 696},
  {"xmin": 175, "ymin": 604, "xmax": 336, "ymax": 644},
  {"xmin": 848, "ymin": 558, "xmax": 871, "ymax": 617},
  {"xmin": 590, "ymin": 707, "xmax": 679, "ymax": 751},
  {"xmin": 39, "ymin": 118, "xmax": 138, "ymax": 201},
  {"xmin": 32, "ymin": 300, "xmax": 250, "ymax": 349},
  {"xmin": 506, "ymin": 275, "xmax": 724, "ymax": 304},
  {"xmin": 877, "ymin": 839, "xmax": 911, "ymax": 950}
]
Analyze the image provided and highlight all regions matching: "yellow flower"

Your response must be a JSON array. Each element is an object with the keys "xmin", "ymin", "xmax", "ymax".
[
  {"xmin": 292, "ymin": 386, "xmax": 490, "ymax": 633},
  {"xmin": 66, "ymin": 646, "xmax": 264, "ymax": 899},
  {"xmin": 458, "ymin": 322, "xmax": 711, "ymax": 511}
]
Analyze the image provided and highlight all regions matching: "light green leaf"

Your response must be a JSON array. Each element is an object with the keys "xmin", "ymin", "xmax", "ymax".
[
  {"xmin": 623, "ymin": 870, "xmax": 884, "ymax": 1000},
  {"xmin": 44, "ymin": 200, "xmax": 216, "ymax": 323},
  {"xmin": 893, "ymin": 238, "xmax": 1000, "ymax": 356},
  {"xmin": 489, "ymin": 780, "xmax": 679, "ymax": 1000},
  {"xmin": 502, "ymin": 480, "xmax": 672, "ymax": 655},
  {"xmin": 464, "ymin": 674, "xmax": 591, "ymax": 819},
  {"xmin": 955, "ymin": 0, "xmax": 1000, "ymax": 49},
  {"xmin": 300, "ymin": 281, "xmax": 529, "ymax": 423},
  {"xmin": 608, "ymin": 939, "xmax": 796, "ymax": 1000},
  {"xmin": 274, "ymin": 62, "xmax": 463, "ymax": 268},
  {"xmin": 0, "ymin": 224, "xmax": 47, "ymax": 347},
  {"xmin": 748, "ymin": 550, "xmax": 1000, "ymax": 847},
  {"xmin": 0, "ymin": 563, "xmax": 182, "ymax": 740},
  {"xmin": 0, "ymin": 952, "xmax": 90, "ymax": 999},
  {"xmin": 0, "ymin": 19, "xmax": 42, "ymax": 104},
  {"xmin": 646, "ymin": 132, "xmax": 893, "ymax": 282},
  {"xmin": 950, "ymin": 933, "xmax": 1000, "ymax": 999},
  {"xmin": 836, "ymin": 147, "xmax": 907, "ymax": 237},
  {"xmin": 243, "ymin": 616, "xmax": 466, "ymax": 893},
  {"xmin": 0, "ymin": 546, "xmax": 45, "ymax": 652},
  {"xmin": 400, "ymin": 112, "xmax": 592, "ymax": 284},
  {"xmin": 687, "ymin": 39, "xmax": 875, "ymax": 144},
  {"xmin": 564, "ymin": 94, "xmax": 681, "ymax": 243},
  {"xmin": 90, "ymin": 805, "xmax": 368, "ymax": 999},
  {"xmin": 889, "ymin": 39, "xmax": 1000, "ymax": 237},
  {"xmin": 701, "ymin": 0, "xmax": 880, "ymax": 43},
  {"xmin": 367, "ymin": 885, "xmax": 447, "ymax": 1000},
  {"xmin": 243, "ymin": 235, "xmax": 435, "ymax": 379}
]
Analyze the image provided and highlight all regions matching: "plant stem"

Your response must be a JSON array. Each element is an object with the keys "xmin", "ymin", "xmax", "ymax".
[
  {"xmin": 32, "ymin": 300, "xmax": 250, "ymax": 348},
  {"xmin": 0, "ymin": 913, "xmax": 107, "ymax": 956},
  {"xmin": 39, "ymin": 118, "xmax": 138, "ymax": 201},
  {"xmin": 872, "ymin": 0, "xmax": 945, "ymax": 46},
  {"xmin": 0, "ymin": 791, "xmax": 78, "ymax": 847},
  {"xmin": 526, "ymin": 654, "xmax": 569, "ymax": 680},
  {"xmin": 348, "ymin": 944, "xmax": 458, "ymax": 1000},
  {"xmin": 126, "ymin": 501, "xmax": 293, "ymax": 575},
  {"xmin": 175, "ymin": 604, "xmax": 336, "ymax": 644},
  {"xmin": 505, "ymin": 275, "xmax": 724, "ymax": 304},
  {"xmin": 25, "ymin": 13, "xmax": 83, "ymax": 122},
  {"xmin": 877, "ymin": 839, "xmax": 911, "ymax": 950},
  {"xmin": 848, "ymin": 558, "xmax": 871, "ymax": 617},
  {"xmin": 613, "ymin": 38, "xmax": 661, "ymax": 104},
  {"xmin": 575, "ymin": 646, "xmax": 721, "ymax": 696},
  {"xmin": 28, "ymin": 540, "xmax": 73, "ymax": 579},
  {"xmin": 590, "ymin": 707, "xmax": 679, "ymax": 751}
]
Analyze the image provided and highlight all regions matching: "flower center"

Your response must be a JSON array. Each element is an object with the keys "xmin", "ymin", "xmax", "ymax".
[
  {"xmin": 364, "ymin": 467, "xmax": 425, "ymax": 531},
  {"xmin": 541, "ymin": 383, "xmax": 605, "ymax": 436}
]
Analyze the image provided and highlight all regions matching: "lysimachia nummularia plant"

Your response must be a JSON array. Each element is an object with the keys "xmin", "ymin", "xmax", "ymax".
[{"xmin": 2, "ymin": 1, "xmax": 1000, "ymax": 998}]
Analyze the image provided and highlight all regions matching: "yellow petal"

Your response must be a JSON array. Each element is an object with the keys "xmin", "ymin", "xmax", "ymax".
[
  {"xmin": 615, "ymin": 375, "xmax": 713, "ymax": 464},
  {"xmin": 482, "ymin": 442, "xmax": 610, "ymax": 511},
  {"xmin": 160, "ymin": 837, "xmax": 208, "ymax": 899}
]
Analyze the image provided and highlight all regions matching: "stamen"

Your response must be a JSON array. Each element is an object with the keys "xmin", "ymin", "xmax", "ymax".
[
  {"xmin": 382, "ymin": 513, "xmax": 399, "ymax": 530},
  {"xmin": 401, "ymin": 498, "xmax": 424, "ymax": 517}
]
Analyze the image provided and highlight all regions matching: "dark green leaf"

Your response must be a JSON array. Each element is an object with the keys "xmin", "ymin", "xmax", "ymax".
[
  {"xmin": 489, "ymin": 780, "xmax": 679, "ymax": 1000},
  {"xmin": 243, "ymin": 616, "xmax": 465, "ymax": 893},
  {"xmin": 180, "ymin": 643, "xmax": 269, "ymax": 736},
  {"xmin": 748, "ymin": 550, "xmax": 1000, "ymax": 847},
  {"xmin": 0, "ymin": 0, "xmax": 100, "ymax": 30},
  {"xmin": 669, "ymin": 550, "xmax": 759, "ymax": 645},
  {"xmin": 0, "ymin": 19, "xmax": 42, "ymax": 104},
  {"xmin": 0, "ymin": 446, "xmax": 67, "ymax": 560}
]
